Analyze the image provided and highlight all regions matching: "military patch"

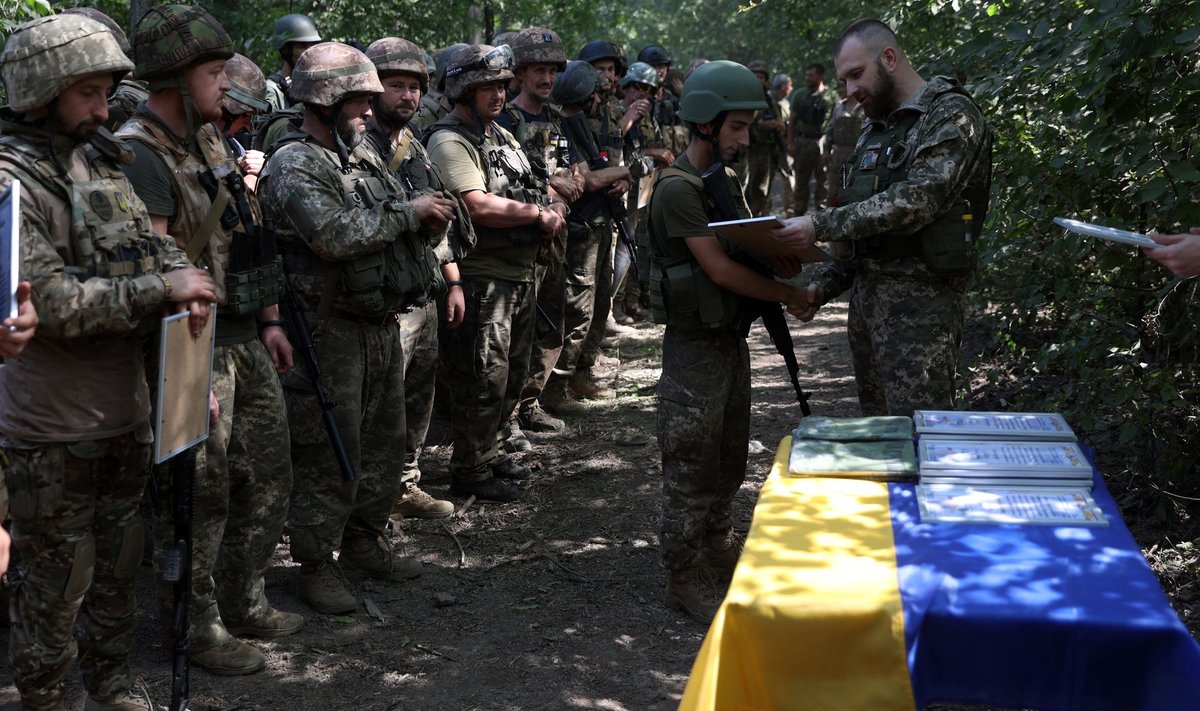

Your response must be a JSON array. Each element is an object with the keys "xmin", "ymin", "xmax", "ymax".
[
  {"xmin": 115, "ymin": 191, "xmax": 131, "ymax": 215},
  {"xmin": 859, "ymin": 148, "xmax": 881, "ymax": 171},
  {"xmin": 89, "ymin": 191, "xmax": 114, "ymax": 221}
]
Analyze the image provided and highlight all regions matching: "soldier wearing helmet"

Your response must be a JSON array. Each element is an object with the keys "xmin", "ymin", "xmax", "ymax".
[
  {"xmin": 221, "ymin": 53, "xmax": 272, "ymax": 190},
  {"xmin": 363, "ymin": 36, "xmax": 466, "ymax": 522},
  {"xmin": 637, "ymin": 44, "xmax": 682, "ymax": 131},
  {"xmin": 0, "ymin": 13, "xmax": 217, "ymax": 709},
  {"xmin": 741, "ymin": 59, "xmax": 788, "ymax": 217},
  {"xmin": 424, "ymin": 43, "xmax": 567, "ymax": 502},
  {"xmin": 62, "ymin": 7, "xmax": 148, "ymax": 131},
  {"xmin": 118, "ymin": 3, "xmax": 300, "ymax": 677},
  {"xmin": 647, "ymin": 60, "xmax": 811, "ymax": 622},
  {"xmin": 259, "ymin": 41, "xmax": 453, "ymax": 612},
  {"xmin": 265, "ymin": 12, "xmax": 323, "ymax": 111},
  {"xmin": 412, "ymin": 42, "xmax": 467, "ymax": 134}
]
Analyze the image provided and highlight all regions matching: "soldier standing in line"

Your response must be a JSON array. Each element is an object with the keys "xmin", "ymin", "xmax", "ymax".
[
  {"xmin": 265, "ymin": 13, "xmax": 323, "ymax": 112},
  {"xmin": 412, "ymin": 43, "xmax": 467, "ymax": 136},
  {"xmin": 637, "ymin": 45, "xmax": 681, "ymax": 132},
  {"xmin": 0, "ymin": 14, "xmax": 218, "ymax": 708},
  {"xmin": 258, "ymin": 42, "xmax": 455, "ymax": 612},
  {"xmin": 770, "ymin": 72, "xmax": 795, "ymax": 214},
  {"xmin": 221, "ymin": 54, "xmax": 272, "ymax": 191},
  {"xmin": 60, "ymin": 8, "xmax": 148, "ymax": 132},
  {"xmin": 362, "ymin": 36, "xmax": 465, "ymax": 520},
  {"xmin": 497, "ymin": 28, "xmax": 585, "ymax": 439},
  {"xmin": 742, "ymin": 60, "xmax": 786, "ymax": 217},
  {"xmin": 788, "ymin": 62, "xmax": 830, "ymax": 215},
  {"xmin": 823, "ymin": 79, "xmax": 864, "ymax": 207},
  {"xmin": 424, "ymin": 44, "xmax": 567, "ymax": 502},
  {"xmin": 119, "ymin": 3, "xmax": 302, "ymax": 676},
  {"xmin": 787, "ymin": 19, "xmax": 993, "ymax": 417},
  {"xmin": 647, "ymin": 61, "xmax": 810, "ymax": 621}
]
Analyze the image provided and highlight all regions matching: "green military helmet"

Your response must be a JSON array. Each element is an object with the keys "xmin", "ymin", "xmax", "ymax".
[
  {"xmin": 367, "ymin": 37, "xmax": 428, "ymax": 92},
  {"xmin": 678, "ymin": 60, "xmax": 766, "ymax": 124},
  {"xmin": 223, "ymin": 53, "xmax": 270, "ymax": 115},
  {"xmin": 620, "ymin": 61, "xmax": 658, "ymax": 90},
  {"xmin": 746, "ymin": 60, "xmax": 770, "ymax": 79},
  {"xmin": 0, "ymin": 13, "xmax": 134, "ymax": 114},
  {"xmin": 289, "ymin": 41, "xmax": 383, "ymax": 108},
  {"xmin": 576, "ymin": 39, "xmax": 626, "ymax": 76},
  {"xmin": 61, "ymin": 7, "xmax": 131, "ymax": 59},
  {"xmin": 271, "ymin": 13, "xmax": 322, "ymax": 51},
  {"xmin": 509, "ymin": 27, "xmax": 566, "ymax": 70},
  {"xmin": 442, "ymin": 43, "xmax": 514, "ymax": 103},
  {"xmin": 433, "ymin": 42, "xmax": 468, "ymax": 93},
  {"xmin": 132, "ymin": 4, "xmax": 233, "ymax": 85},
  {"xmin": 552, "ymin": 60, "xmax": 599, "ymax": 106}
]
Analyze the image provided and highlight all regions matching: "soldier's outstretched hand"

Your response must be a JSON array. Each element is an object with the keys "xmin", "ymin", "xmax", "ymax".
[
  {"xmin": 770, "ymin": 216, "xmax": 816, "ymax": 254},
  {"xmin": 412, "ymin": 193, "xmax": 457, "ymax": 234},
  {"xmin": 1144, "ymin": 228, "xmax": 1200, "ymax": 279},
  {"xmin": 789, "ymin": 283, "xmax": 824, "ymax": 322}
]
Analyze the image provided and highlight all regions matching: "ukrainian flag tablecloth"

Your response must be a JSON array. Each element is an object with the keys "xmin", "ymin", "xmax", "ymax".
[{"xmin": 679, "ymin": 437, "xmax": 1200, "ymax": 711}]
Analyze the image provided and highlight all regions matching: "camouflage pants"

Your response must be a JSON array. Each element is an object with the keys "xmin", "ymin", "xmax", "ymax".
[
  {"xmin": 441, "ymin": 276, "xmax": 535, "ymax": 482},
  {"xmin": 400, "ymin": 301, "xmax": 439, "ymax": 485},
  {"xmin": 656, "ymin": 327, "xmax": 751, "ymax": 570},
  {"xmin": 519, "ymin": 260, "xmax": 567, "ymax": 409},
  {"xmin": 791, "ymin": 137, "xmax": 825, "ymax": 216},
  {"xmin": 825, "ymin": 144, "xmax": 855, "ymax": 206},
  {"xmin": 4, "ymin": 432, "xmax": 151, "ymax": 708},
  {"xmin": 578, "ymin": 224, "xmax": 616, "ymax": 370},
  {"xmin": 847, "ymin": 270, "xmax": 965, "ymax": 416},
  {"xmin": 554, "ymin": 221, "xmax": 607, "ymax": 374},
  {"xmin": 743, "ymin": 145, "xmax": 775, "ymax": 217},
  {"xmin": 285, "ymin": 316, "xmax": 405, "ymax": 562}
]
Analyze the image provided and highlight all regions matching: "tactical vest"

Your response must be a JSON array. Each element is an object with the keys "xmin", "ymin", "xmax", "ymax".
[
  {"xmin": 117, "ymin": 115, "xmax": 282, "ymax": 317},
  {"xmin": 503, "ymin": 103, "xmax": 572, "ymax": 178},
  {"xmin": 827, "ymin": 101, "xmax": 862, "ymax": 148},
  {"xmin": 423, "ymin": 117, "xmax": 548, "ymax": 250},
  {"xmin": 383, "ymin": 128, "xmax": 476, "ymax": 261},
  {"xmin": 647, "ymin": 166, "xmax": 743, "ymax": 331},
  {"xmin": 587, "ymin": 98, "xmax": 624, "ymax": 165},
  {"xmin": 251, "ymin": 107, "xmax": 303, "ymax": 154},
  {"xmin": 838, "ymin": 83, "xmax": 991, "ymax": 276},
  {"xmin": 265, "ymin": 133, "xmax": 442, "ymax": 316},
  {"xmin": 792, "ymin": 89, "xmax": 826, "ymax": 138}
]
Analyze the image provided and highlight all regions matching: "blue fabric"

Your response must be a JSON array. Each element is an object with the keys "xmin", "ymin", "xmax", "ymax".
[{"xmin": 889, "ymin": 449, "xmax": 1200, "ymax": 710}]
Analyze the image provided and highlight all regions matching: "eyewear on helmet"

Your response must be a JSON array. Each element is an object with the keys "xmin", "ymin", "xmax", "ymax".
[{"xmin": 445, "ymin": 44, "xmax": 513, "ymax": 79}]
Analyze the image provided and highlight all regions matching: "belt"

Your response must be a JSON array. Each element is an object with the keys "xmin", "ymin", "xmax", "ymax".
[{"xmin": 328, "ymin": 307, "xmax": 402, "ymax": 327}]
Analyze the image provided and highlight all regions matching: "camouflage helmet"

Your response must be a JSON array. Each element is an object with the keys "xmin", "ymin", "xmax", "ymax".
[
  {"xmin": 746, "ymin": 60, "xmax": 770, "ymax": 78},
  {"xmin": 271, "ymin": 13, "xmax": 322, "ymax": 51},
  {"xmin": 61, "ymin": 7, "xmax": 131, "ymax": 59},
  {"xmin": 552, "ymin": 60, "xmax": 599, "ymax": 106},
  {"xmin": 421, "ymin": 48, "xmax": 436, "ymax": 79},
  {"xmin": 619, "ymin": 61, "xmax": 659, "ymax": 90},
  {"xmin": 223, "ymin": 53, "xmax": 269, "ymax": 115},
  {"xmin": 492, "ymin": 30, "xmax": 519, "ymax": 47},
  {"xmin": 132, "ymin": 4, "xmax": 233, "ymax": 84},
  {"xmin": 576, "ymin": 40, "xmax": 626, "ymax": 76},
  {"xmin": 637, "ymin": 44, "xmax": 672, "ymax": 67},
  {"xmin": 0, "ymin": 14, "xmax": 134, "ymax": 114},
  {"xmin": 678, "ymin": 60, "xmax": 766, "ymax": 124},
  {"xmin": 443, "ymin": 44, "xmax": 514, "ymax": 103},
  {"xmin": 289, "ymin": 42, "xmax": 383, "ymax": 108},
  {"xmin": 510, "ymin": 28, "xmax": 566, "ymax": 70},
  {"xmin": 433, "ymin": 42, "xmax": 468, "ymax": 93},
  {"xmin": 367, "ymin": 37, "xmax": 428, "ymax": 92}
]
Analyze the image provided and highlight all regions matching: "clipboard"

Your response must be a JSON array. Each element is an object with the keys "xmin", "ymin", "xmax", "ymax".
[
  {"xmin": 708, "ymin": 215, "xmax": 831, "ymax": 262},
  {"xmin": 1, "ymin": 180, "xmax": 20, "ymax": 321},
  {"xmin": 154, "ymin": 309, "xmax": 217, "ymax": 463},
  {"xmin": 1054, "ymin": 217, "xmax": 1159, "ymax": 249}
]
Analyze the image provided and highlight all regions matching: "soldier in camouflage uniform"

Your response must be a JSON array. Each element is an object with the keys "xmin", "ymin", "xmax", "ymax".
[
  {"xmin": 823, "ymin": 79, "xmax": 864, "ymax": 206},
  {"xmin": 788, "ymin": 63, "xmax": 831, "ymax": 215},
  {"xmin": 60, "ymin": 8, "xmax": 148, "ymax": 132},
  {"xmin": 789, "ymin": 20, "xmax": 993, "ymax": 417},
  {"xmin": 741, "ymin": 60, "xmax": 786, "ymax": 217},
  {"xmin": 412, "ymin": 43, "xmax": 466, "ymax": 136},
  {"xmin": 221, "ymin": 54, "xmax": 272, "ymax": 193},
  {"xmin": 265, "ymin": 13, "xmax": 323, "ymax": 112},
  {"xmin": 259, "ymin": 43, "xmax": 453, "ymax": 612},
  {"xmin": 496, "ymin": 28, "xmax": 584, "ymax": 436},
  {"xmin": 637, "ymin": 45, "xmax": 682, "ymax": 137},
  {"xmin": 119, "ymin": 4, "xmax": 301, "ymax": 676},
  {"xmin": 647, "ymin": 61, "xmax": 809, "ymax": 621},
  {"xmin": 0, "ymin": 14, "xmax": 217, "ymax": 708},
  {"xmin": 771, "ymin": 72, "xmax": 794, "ymax": 212},
  {"xmin": 425, "ymin": 44, "xmax": 567, "ymax": 502},
  {"xmin": 363, "ymin": 36, "xmax": 465, "ymax": 520}
]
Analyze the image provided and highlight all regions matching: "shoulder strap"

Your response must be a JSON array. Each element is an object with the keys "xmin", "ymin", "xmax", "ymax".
[
  {"xmin": 190, "ymin": 133, "xmax": 232, "ymax": 264},
  {"xmin": 503, "ymin": 104, "xmax": 529, "ymax": 145},
  {"xmin": 387, "ymin": 126, "xmax": 415, "ymax": 174}
]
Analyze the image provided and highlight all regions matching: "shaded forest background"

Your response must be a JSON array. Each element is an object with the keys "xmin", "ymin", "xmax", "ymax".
[{"xmin": 2, "ymin": 0, "xmax": 1198, "ymax": 532}]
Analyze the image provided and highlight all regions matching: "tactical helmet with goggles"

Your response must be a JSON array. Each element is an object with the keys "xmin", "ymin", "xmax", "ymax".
[
  {"xmin": 131, "ymin": 4, "xmax": 233, "ymax": 87},
  {"xmin": 443, "ymin": 44, "xmax": 514, "ymax": 103},
  {"xmin": 289, "ymin": 42, "xmax": 383, "ymax": 109},
  {"xmin": 552, "ymin": 60, "xmax": 600, "ymax": 106},
  {"xmin": 271, "ymin": 13, "xmax": 322, "ymax": 52},
  {"xmin": 510, "ymin": 28, "xmax": 566, "ymax": 70},
  {"xmin": 620, "ymin": 61, "xmax": 659, "ymax": 91},
  {"xmin": 223, "ymin": 53, "xmax": 269, "ymax": 115},
  {"xmin": 367, "ymin": 37, "xmax": 428, "ymax": 93},
  {"xmin": 678, "ymin": 60, "xmax": 766, "ymax": 124},
  {"xmin": 0, "ymin": 13, "xmax": 134, "ymax": 114}
]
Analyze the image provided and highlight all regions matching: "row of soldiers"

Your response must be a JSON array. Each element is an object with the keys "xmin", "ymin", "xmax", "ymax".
[{"xmin": 0, "ymin": 4, "xmax": 780, "ymax": 709}]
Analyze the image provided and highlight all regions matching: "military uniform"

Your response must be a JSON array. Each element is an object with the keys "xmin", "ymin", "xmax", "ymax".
[
  {"xmin": 810, "ymin": 76, "xmax": 992, "ymax": 416},
  {"xmin": 790, "ymin": 85, "xmax": 829, "ymax": 215},
  {"xmin": 264, "ymin": 72, "xmax": 292, "ymax": 112},
  {"xmin": 106, "ymin": 78, "xmax": 149, "ymax": 131},
  {"xmin": 744, "ymin": 86, "xmax": 785, "ymax": 216},
  {"xmin": 412, "ymin": 91, "xmax": 450, "ymax": 135},
  {"xmin": 823, "ymin": 97, "xmax": 864, "ymax": 205},
  {"xmin": 0, "ymin": 16, "xmax": 192, "ymax": 708}
]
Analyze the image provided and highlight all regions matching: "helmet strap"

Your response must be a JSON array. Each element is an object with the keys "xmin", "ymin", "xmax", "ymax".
[{"xmin": 320, "ymin": 101, "xmax": 352, "ymax": 172}]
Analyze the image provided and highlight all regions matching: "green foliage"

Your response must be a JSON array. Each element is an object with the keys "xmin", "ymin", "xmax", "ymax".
[{"xmin": 0, "ymin": 0, "xmax": 52, "ymax": 39}]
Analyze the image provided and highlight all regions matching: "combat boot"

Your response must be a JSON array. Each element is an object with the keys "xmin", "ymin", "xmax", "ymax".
[
  {"xmin": 664, "ymin": 565, "xmax": 725, "ymax": 622},
  {"xmin": 503, "ymin": 420, "xmax": 533, "ymax": 453},
  {"xmin": 703, "ymin": 531, "xmax": 744, "ymax": 581},
  {"xmin": 540, "ymin": 376, "xmax": 587, "ymax": 416},
  {"xmin": 299, "ymin": 558, "xmax": 358, "ymax": 614},
  {"xmin": 611, "ymin": 302, "xmax": 634, "ymax": 325},
  {"xmin": 392, "ymin": 483, "xmax": 454, "ymax": 519},
  {"xmin": 190, "ymin": 636, "xmax": 266, "ymax": 676},
  {"xmin": 84, "ymin": 687, "xmax": 163, "ymax": 711},
  {"xmin": 570, "ymin": 368, "xmax": 615, "ymax": 400},
  {"xmin": 606, "ymin": 315, "xmax": 635, "ymax": 335},
  {"xmin": 491, "ymin": 458, "xmax": 532, "ymax": 480},
  {"xmin": 224, "ymin": 607, "xmax": 306, "ymax": 639},
  {"xmin": 340, "ymin": 535, "xmax": 423, "ymax": 582},
  {"xmin": 518, "ymin": 400, "xmax": 565, "ymax": 433},
  {"xmin": 449, "ymin": 475, "xmax": 522, "ymax": 502}
]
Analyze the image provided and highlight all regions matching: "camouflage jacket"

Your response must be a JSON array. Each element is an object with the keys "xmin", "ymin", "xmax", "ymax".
[
  {"xmin": 824, "ymin": 98, "xmax": 865, "ymax": 151},
  {"xmin": 412, "ymin": 92, "xmax": 450, "ymax": 137},
  {"xmin": 0, "ymin": 118, "xmax": 189, "ymax": 442},
  {"xmin": 811, "ymin": 76, "xmax": 992, "ymax": 297}
]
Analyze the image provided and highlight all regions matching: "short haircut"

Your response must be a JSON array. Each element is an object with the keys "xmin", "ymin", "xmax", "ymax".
[
  {"xmin": 772, "ymin": 73, "xmax": 791, "ymax": 90},
  {"xmin": 833, "ymin": 18, "xmax": 898, "ymax": 58},
  {"xmin": 806, "ymin": 63, "xmax": 825, "ymax": 75}
]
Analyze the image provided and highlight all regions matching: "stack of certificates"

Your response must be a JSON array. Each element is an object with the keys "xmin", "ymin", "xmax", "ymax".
[{"xmin": 787, "ymin": 416, "xmax": 918, "ymax": 481}]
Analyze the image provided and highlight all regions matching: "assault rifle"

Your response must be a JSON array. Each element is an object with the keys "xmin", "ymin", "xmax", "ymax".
[
  {"xmin": 560, "ymin": 110, "xmax": 637, "ymax": 280},
  {"xmin": 700, "ymin": 162, "xmax": 813, "ymax": 416},
  {"xmin": 163, "ymin": 448, "xmax": 194, "ymax": 711}
]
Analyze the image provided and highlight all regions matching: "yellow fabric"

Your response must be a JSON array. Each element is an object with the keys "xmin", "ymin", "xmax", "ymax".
[{"xmin": 679, "ymin": 437, "xmax": 916, "ymax": 711}]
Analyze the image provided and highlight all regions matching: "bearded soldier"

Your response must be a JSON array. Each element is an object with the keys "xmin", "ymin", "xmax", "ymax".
[
  {"xmin": 60, "ymin": 7, "xmax": 147, "ymax": 132},
  {"xmin": 0, "ymin": 14, "xmax": 216, "ymax": 708}
]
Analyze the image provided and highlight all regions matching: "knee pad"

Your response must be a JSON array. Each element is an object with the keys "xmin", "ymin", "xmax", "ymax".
[
  {"xmin": 114, "ymin": 518, "xmax": 145, "ymax": 579},
  {"xmin": 63, "ymin": 533, "xmax": 96, "ymax": 602}
]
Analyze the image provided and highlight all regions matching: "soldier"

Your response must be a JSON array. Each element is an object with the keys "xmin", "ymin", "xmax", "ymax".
[
  {"xmin": 412, "ymin": 43, "xmax": 467, "ymax": 136},
  {"xmin": 823, "ymin": 79, "xmax": 864, "ymax": 206},
  {"xmin": 788, "ymin": 19, "xmax": 993, "ymax": 417},
  {"xmin": 496, "ymin": 28, "xmax": 584, "ymax": 437},
  {"xmin": 60, "ymin": 8, "xmax": 147, "ymax": 132},
  {"xmin": 742, "ymin": 60, "xmax": 786, "ymax": 217},
  {"xmin": 788, "ymin": 62, "xmax": 830, "ymax": 215},
  {"xmin": 637, "ymin": 44, "xmax": 681, "ymax": 131},
  {"xmin": 119, "ymin": 3, "xmax": 300, "ymax": 676},
  {"xmin": 0, "ymin": 14, "xmax": 217, "ymax": 708},
  {"xmin": 259, "ymin": 42, "xmax": 453, "ymax": 612},
  {"xmin": 265, "ymin": 13, "xmax": 323, "ymax": 111},
  {"xmin": 221, "ymin": 54, "xmax": 272, "ymax": 190},
  {"xmin": 647, "ymin": 60, "xmax": 809, "ymax": 620},
  {"xmin": 771, "ymin": 72, "xmax": 794, "ymax": 213},
  {"xmin": 424, "ymin": 44, "xmax": 567, "ymax": 501},
  {"xmin": 363, "ymin": 36, "xmax": 463, "ymax": 519}
]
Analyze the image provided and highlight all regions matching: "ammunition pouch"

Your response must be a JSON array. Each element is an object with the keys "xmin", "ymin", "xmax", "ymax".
[
  {"xmin": 225, "ymin": 258, "xmax": 284, "ymax": 317},
  {"xmin": 650, "ymin": 259, "xmax": 739, "ymax": 330}
]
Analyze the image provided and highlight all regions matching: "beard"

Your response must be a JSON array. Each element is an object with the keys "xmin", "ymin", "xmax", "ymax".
[
  {"xmin": 374, "ymin": 99, "xmax": 415, "ymax": 130},
  {"xmin": 862, "ymin": 61, "xmax": 899, "ymax": 120},
  {"xmin": 336, "ymin": 113, "xmax": 366, "ymax": 148},
  {"xmin": 54, "ymin": 117, "xmax": 102, "ymax": 143}
]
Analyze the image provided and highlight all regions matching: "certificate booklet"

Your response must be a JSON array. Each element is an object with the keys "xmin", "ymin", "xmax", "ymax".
[
  {"xmin": 794, "ymin": 415, "xmax": 913, "ymax": 441},
  {"xmin": 708, "ymin": 216, "xmax": 831, "ymax": 262},
  {"xmin": 914, "ymin": 410, "xmax": 1076, "ymax": 441},
  {"xmin": 918, "ymin": 439, "xmax": 1091, "ymax": 475},
  {"xmin": 1054, "ymin": 216, "xmax": 1159, "ymax": 249},
  {"xmin": 154, "ymin": 309, "xmax": 216, "ymax": 463},
  {"xmin": 1, "ymin": 180, "xmax": 19, "ymax": 321},
  {"xmin": 917, "ymin": 484, "xmax": 1108, "ymax": 526},
  {"xmin": 788, "ymin": 439, "xmax": 918, "ymax": 480}
]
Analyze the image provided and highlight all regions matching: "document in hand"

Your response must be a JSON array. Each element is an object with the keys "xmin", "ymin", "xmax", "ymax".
[
  {"xmin": 1, "ymin": 180, "xmax": 19, "ymax": 320},
  {"xmin": 708, "ymin": 215, "xmax": 831, "ymax": 261},
  {"xmin": 1054, "ymin": 217, "xmax": 1159, "ymax": 249}
]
